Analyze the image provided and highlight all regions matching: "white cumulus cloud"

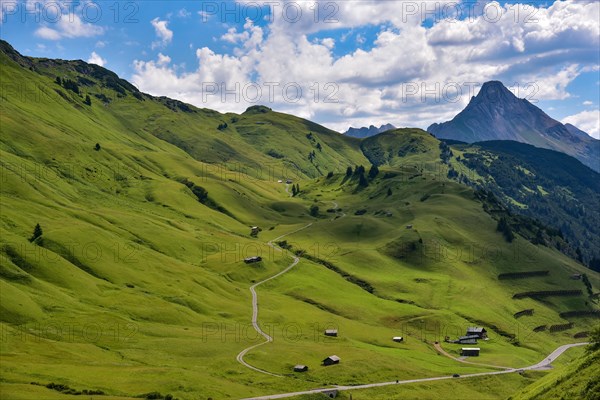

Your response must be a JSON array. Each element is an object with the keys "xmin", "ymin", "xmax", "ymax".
[
  {"xmin": 151, "ymin": 18, "xmax": 173, "ymax": 49},
  {"xmin": 157, "ymin": 53, "xmax": 172, "ymax": 66},
  {"xmin": 132, "ymin": 0, "xmax": 600, "ymax": 131},
  {"xmin": 35, "ymin": 14, "xmax": 104, "ymax": 40},
  {"xmin": 87, "ymin": 51, "xmax": 106, "ymax": 66},
  {"xmin": 563, "ymin": 110, "xmax": 600, "ymax": 139}
]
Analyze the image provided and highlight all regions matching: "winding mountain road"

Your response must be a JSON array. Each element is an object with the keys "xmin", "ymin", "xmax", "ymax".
[
  {"xmin": 327, "ymin": 200, "xmax": 346, "ymax": 219},
  {"xmin": 234, "ymin": 191, "xmax": 589, "ymax": 398},
  {"xmin": 236, "ymin": 190, "xmax": 347, "ymax": 375},
  {"xmin": 240, "ymin": 342, "xmax": 589, "ymax": 399},
  {"xmin": 235, "ymin": 223, "xmax": 313, "ymax": 376},
  {"xmin": 433, "ymin": 342, "xmax": 511, "ymax": 370}
]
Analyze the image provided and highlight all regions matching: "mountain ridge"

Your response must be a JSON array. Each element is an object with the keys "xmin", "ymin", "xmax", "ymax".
[
  {"xmin": 428, "ymin": 81, "xmax": 599, "ymax": 172},
  {"xmin": 345, "ymin": 123, "xmax": 396, "ymax": 138}
]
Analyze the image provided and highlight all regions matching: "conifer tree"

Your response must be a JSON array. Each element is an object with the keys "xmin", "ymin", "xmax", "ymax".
[{"xmin": 29, "ymin": 223, "xmax": 43, "ymax": 243}]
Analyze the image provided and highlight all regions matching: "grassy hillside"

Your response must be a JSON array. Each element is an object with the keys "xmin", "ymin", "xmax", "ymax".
[
  {"xmin": 444, "ymin": 140, "xmax": 600, "ymax": 269},
  {"xmin": 1, "ymin": 40, "xmax": 599, "ymax": 400},
  {"xmin": 361, "ymin": 128, "xmax": 441, "ymax": 168},
  {"xmin": 511, "ymin": 347, "xmax": 599, "ymax": 400}
]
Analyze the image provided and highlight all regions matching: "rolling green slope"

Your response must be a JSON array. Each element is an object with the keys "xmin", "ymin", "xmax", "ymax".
[
  {"xmin": 512, "ymin": 347, "xmax": 599, "ymax": 400},
  {"xmin": 1, "ymin": 40, "xmax": 599, "ymax": 400},
  {"xmin": 444, "ymin": 140, "xmax": 600, "ymax": 269},
  {"xmin": 361, "ymin": 128, "xmax": 441, "ymax": 168},
  {"xmin": 0, "ymin": 39, "xmax": 367, "ymax": 182}
]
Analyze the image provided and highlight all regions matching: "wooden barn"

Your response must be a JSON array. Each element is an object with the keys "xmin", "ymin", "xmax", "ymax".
[
  {"xmin": 323, "ymin": 355, "xmax": 340, "ymax": 366},
  {"xmin": 293, "ymin": 365, "xmax": 308, "ymax": 372},
  {"xmin": 461, "ymin": 347, "xmax": 480, "ymax": 357},
  {"xmin": 457, "ymin": 335, "xmax": 479, "ymax": 344},
  {"xmin": 466, "ymin": 327, "xmax": 487, "ymax": 339},
  {"xmin": 324, "ymin": 329, "xmax": 338, "ymax": 337},
  {"xmin": 244, "ymin": 256, "xmax": 262, "ymax": 264},
  {"xmin": 393, "ymin": 336, "xmax": 404, "ymax": 342}
]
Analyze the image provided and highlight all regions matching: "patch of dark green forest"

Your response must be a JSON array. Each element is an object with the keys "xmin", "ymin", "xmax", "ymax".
[{"xmin": 446, "ymin": 140, "xmax": 600, "ymax": 272}]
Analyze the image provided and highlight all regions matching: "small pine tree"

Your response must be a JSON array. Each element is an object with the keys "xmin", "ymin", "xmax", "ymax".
[
  {"xmin": 582, "ymin": 274, "xmax": 593, "ymax": 297},
  {"xmin": 505, "ymin": 228, "xmax": 515, "ymax": 243},
  {"xmin": 346, "ymin": 167, "xmax": 353, "ymax": 177},
  {"xmin": 497, "ymin": 217, "xmax": 507, "ymax": 232},
  {"xmin": 590, "ymin": 257, "xmax": 600, "ymax": 273},
  {"xmin": 354, "ymin": 165, "xmax": 365, "ymax": 176},
  {"xmin": 368, "ymin": 164, "xmax": 379, "ymax": 179},
  {"xmin": 29, "ymin": 223, "xmax": 43, "ymax": 243},
  {"xmin": 316, "ymin": 142, "xmax": 322, "ymax": 151},
  {"xmin": 55, "ymin": 76, "xmax": 62, "ymax": 85},
  {"xmin": 358, "ymin": 173, "xmax": 368, "ymax": 187},
  {"xmin": 94, "ymin": 143, "xmax": 101, "ymax": 151},
  {"xmin": 326, "ymin": 171, "xmax": 334, "ymax": 179},
  {"xmin": 84, "ymin": 94, "xmax": 92, "ymax": 106},
  {"xmin": 296, "ymin": 183, "xmax": 300, "ymax": 193},
  {"xmin": 587, "ymin": 325, "xmax": 600, "ymax": 353},
  {"xmin": 533, "ymin": 229, "xmax": 545, "ymax": 246},
  {"xmin": 387, "ymin": 187, "xmax": 392, "ymax": 197},
  {"xmin": 291, "ymin": 185, "xmax": 297, "ymax": 196},
  {"xmin": 309, "ymin": 204, "xmax": 319, "ymax": 217},
  {"xmin": 63, "ymin": 79, "xmax": 80, "ymax": 94},
  {"xmin": 497, "ymin": 217, "xmax": 514, "ymax": 243}
]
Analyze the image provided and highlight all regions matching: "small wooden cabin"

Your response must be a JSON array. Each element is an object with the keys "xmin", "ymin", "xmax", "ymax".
[
  {"xmin": 323, "ymin": 355, "xmax": 340, "ymax": 366},
  {"xmin": 466, "ymin": 327, "xmax": 487, "ymax": 339},
  {"xmin": 461, "ymin": 347, "xmax": 480, "ymax": 357}
]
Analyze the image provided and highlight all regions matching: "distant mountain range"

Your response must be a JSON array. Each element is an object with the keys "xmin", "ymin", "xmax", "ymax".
[
  {"xmin": 428, "ymin": 81, "xmax": 599, "ymax": 172},
  {"xmin": 345, "ymin": 123, "xmax": 396, "ymax": 138}
]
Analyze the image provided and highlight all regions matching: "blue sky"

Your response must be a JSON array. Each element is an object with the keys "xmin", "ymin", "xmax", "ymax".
[{"xmin": 1, "ymin": 0, "xmax": 599, "ymax": 136}]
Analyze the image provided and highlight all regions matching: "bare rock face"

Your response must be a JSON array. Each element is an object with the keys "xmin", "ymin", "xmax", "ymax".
[
  {"xmin": 345, "ymin": 123, "xmax": 396, "ymax": 138},
  {"xmin": 428, "ymin": 81, "xmax": 599, "ymax": 172}
]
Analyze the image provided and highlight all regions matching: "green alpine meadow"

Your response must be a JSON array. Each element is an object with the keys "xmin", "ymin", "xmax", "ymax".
[
  {"xmin": 1, "ymin": 40, "xmax": 599, "ymax": 400},
  {"xmin": 1, "ymin": 1, "xmax": 599, "ymax": 399}
]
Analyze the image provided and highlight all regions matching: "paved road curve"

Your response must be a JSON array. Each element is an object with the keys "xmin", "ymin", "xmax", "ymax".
[
  {"xmin": 328, "ymin": 200, "xmax": 346, "ymax": 219},
  {"xmin": 234, "ymin": 193, "xmax": 589, "ymax": 397},
  {"xmin": 240, "ymin": 342, "xmax": 589, "ymax": 399},
  {"xmin": 434, "ymin": 342, "xmax": 511, "ymax": 370},
  {"xmin": 235, "ymin": 223, "xmax": 313, "ymax": 376}
]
